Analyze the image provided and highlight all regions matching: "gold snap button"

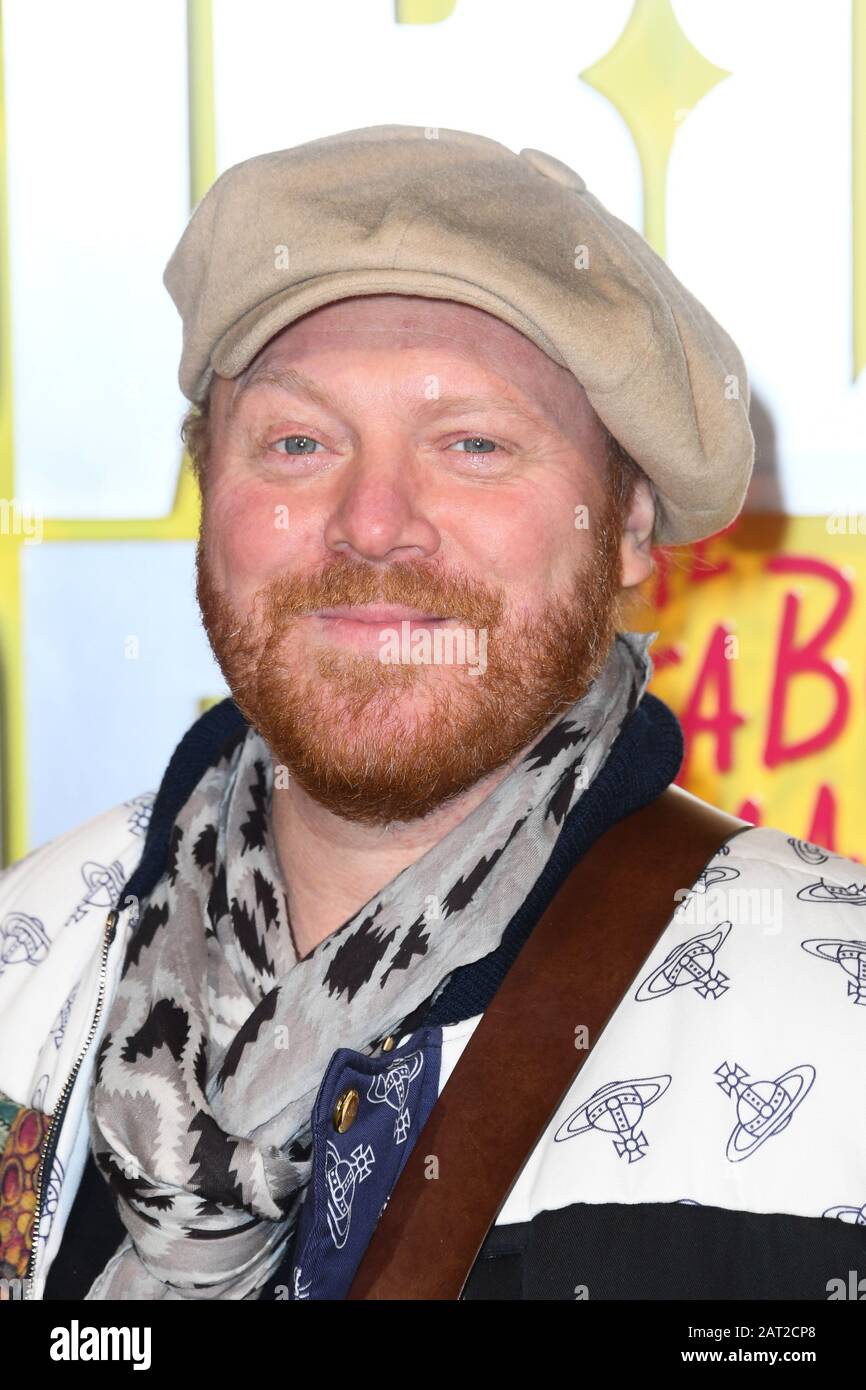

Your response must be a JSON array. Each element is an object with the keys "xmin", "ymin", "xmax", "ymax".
[
  {"xmin": 381, "ymin": 1035, "xmax": 396, "ymax": 1052},
  {"xmin": 333, "ymin": 1086, "xmax": 359, "ymax": 1133}
]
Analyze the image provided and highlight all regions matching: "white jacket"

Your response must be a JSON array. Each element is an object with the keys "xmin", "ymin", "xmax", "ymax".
[{"xmin": 2, "ymin": 781, "xmax": 865, "ymax": 1300}]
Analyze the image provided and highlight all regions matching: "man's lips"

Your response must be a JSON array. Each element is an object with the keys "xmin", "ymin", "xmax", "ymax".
[
  {"xmin": 302, "ymin": 604, "xmax": 453, "ymax": 651},
  {"xmin": 311, "ymin": 605, "xmax": 449, "ymax": 623}
]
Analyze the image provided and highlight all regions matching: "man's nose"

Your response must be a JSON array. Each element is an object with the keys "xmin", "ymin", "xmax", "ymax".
[{"xmin": 322, "ymin": 447, "xmax": 441, "ymax": 564}]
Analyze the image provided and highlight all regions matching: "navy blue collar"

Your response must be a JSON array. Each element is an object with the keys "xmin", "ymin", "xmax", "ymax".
[{"xmin": 118, "ymin": 689, "xmax": 683, "ymax": 1028}]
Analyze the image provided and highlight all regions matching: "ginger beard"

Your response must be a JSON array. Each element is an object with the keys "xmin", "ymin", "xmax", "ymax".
[{"xmin": 195, "ymin": 494, "xmax": 627, "ymax": 826}]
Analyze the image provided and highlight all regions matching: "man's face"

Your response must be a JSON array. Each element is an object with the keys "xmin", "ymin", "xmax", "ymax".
[{"xmin": 196, "ymin": 294, "xmax": 643, "ymax": 825}]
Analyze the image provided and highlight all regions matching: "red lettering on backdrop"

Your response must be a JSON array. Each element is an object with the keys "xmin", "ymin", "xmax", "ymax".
[
  {"xmin": 649, "ymin": 528, "xmax": 733, "ymax": 611},
  {"xmin": 763, "ymin": 556, "xmax": 852, "ymax": 768},
  {"xmin": 689, "ymin": 528, "xmax": 734, "ymax": 584},
  {"xmin": 677, "ymin": 624, "xmax": 748, "ymax": 779},
  {"xmin": 806, "ymin": 783, "xmax": 837, "ymax": 851},
  {"xmin": 651, "ymin": 644, "xmax": 684, "ymax": 675},
  {"xmin": 650, "ymin": 546, "xmax": 673, "ymax": 610}
]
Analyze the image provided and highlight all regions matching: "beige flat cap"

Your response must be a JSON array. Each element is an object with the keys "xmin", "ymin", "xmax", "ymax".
[{"xmin": 163, "ymin": 123, "xmax": 754, "ymax": 544}]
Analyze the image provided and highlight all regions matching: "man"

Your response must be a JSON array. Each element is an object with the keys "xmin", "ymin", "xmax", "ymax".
[{"xmin": 1, "ymin": 125, "xmax": 863, "ymax": 1301}]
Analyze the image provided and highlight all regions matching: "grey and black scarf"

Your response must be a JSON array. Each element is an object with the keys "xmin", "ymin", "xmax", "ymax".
[{"xmin": 86, "ymin": 631, "xmax": 653, "ymax": 1299}]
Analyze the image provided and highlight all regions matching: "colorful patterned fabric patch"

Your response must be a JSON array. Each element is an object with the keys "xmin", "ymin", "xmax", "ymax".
[
  {"xmin": 0, "ymin": 1090, "xmax": 51, "ymax": 1280},
  {"xmin": 0, "ymin": 1092, "xmax": 19, "ymax": 1151}
]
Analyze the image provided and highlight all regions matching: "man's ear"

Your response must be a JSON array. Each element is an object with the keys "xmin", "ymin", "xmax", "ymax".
[{"xmin": 620, "ymin": 476, "xmax": 656, "ymax": 588}]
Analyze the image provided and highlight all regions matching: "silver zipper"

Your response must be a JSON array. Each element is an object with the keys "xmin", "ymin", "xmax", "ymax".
[{"xmin": 23, "ymin": 905, "xmax": 119, "ymax": 1299}]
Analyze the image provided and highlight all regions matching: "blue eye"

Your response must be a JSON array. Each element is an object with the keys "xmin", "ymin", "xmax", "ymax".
[
  {"xmin": 268, "ymin": 434, "xmax": 502, "ymax": 463},
  {"xmin": 276, "ymin": 435, "xmax": 321, "ymax": 454},
  {"xmin": 450, "ymin": 436, "xmax": 498, "ymax": 454}
]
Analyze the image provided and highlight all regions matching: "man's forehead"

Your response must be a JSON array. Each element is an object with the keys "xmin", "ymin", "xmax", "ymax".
[
  {"xmin": 247, "ymin": 294, "xmax": 567, "ymax": 367},
  {"xmin": 219, "ymin": 293, "xmax": 593, "ymax": 431}
]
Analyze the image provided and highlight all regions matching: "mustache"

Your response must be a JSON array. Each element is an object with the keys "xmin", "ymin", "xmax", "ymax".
[{"xmin": 255, "ymin": 555, "xmax": 506, "ymax": 628}]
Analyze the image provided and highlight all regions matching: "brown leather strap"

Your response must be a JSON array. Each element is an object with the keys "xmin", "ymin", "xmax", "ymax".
[{"xmin": 347, "ymin": 784, "xmax": 750, "ymax": 1300}]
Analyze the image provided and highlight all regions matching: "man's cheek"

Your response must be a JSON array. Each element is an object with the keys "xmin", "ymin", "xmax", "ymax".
[
  {"xmin": 208, "ymin": 501, "xmax": 290, "ymax": 587},
  {"xmin": 461, "ymin": 519, "xmax": 558, "ymax": 595}
]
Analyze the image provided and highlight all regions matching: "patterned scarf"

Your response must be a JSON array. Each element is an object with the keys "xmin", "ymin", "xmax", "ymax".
[{"xmin": 85, "ymin": 632, "xmax": 654, "ymax": 1299}]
